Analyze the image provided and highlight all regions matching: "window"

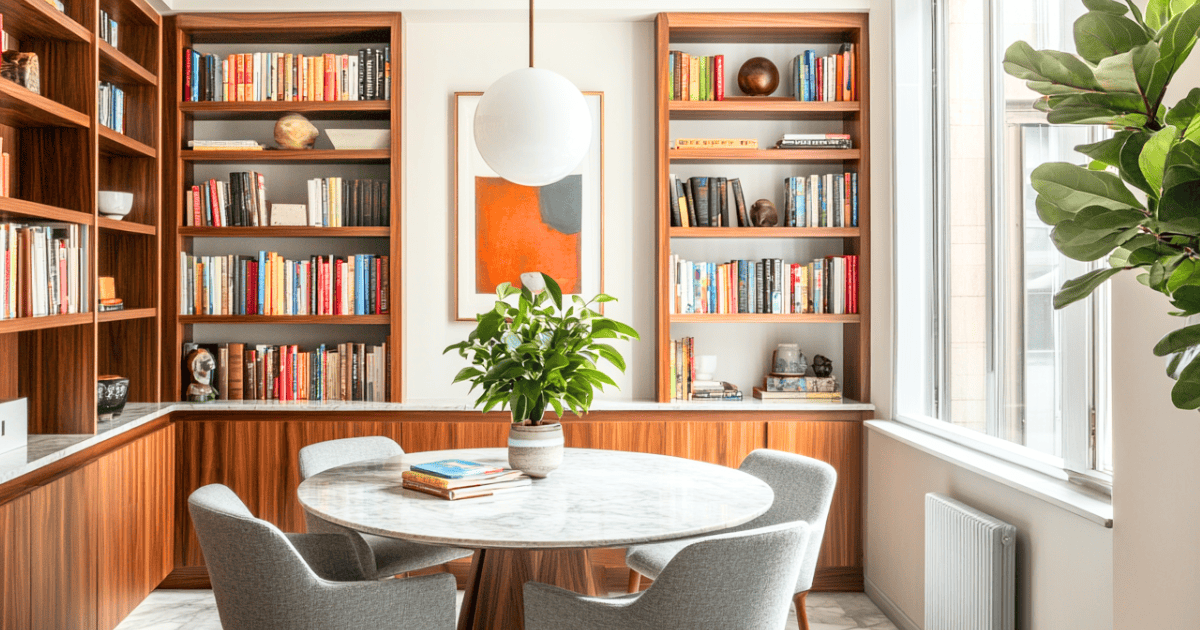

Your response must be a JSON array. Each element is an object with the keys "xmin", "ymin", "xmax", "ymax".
[{"xmin": 894, "ymin": 0, "xmax": 1112, "ymax": 481}]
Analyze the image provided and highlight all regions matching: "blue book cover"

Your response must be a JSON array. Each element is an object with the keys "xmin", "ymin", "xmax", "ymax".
[
  {"xmin": 257, "ymin": 251, "xmax": 266, "ymax": 315},
  {"xmin": 797, "ymin": 179, "xmax": 807, "ymax": 227},
  {"xmin": 293, "ymin": 262, "xmax": 299, "ymax": 315},
  {"xmin": 738, "ymin": 260, "xmax": 747, "ymax": 313},
  {"xmin": 411, "ymin": 459, "xmax": 503, "ymax": 479},
  {"xmin": 709, "ymin": 262, "xmax": 716, "ymax": 314},
  {"xmin": 852, "ymin": 172, "xmax": 859, "ymax": 227},
  {"xmin": 357, "ymin": 255, "xmax": 367, "ymax": 315},
  {"xmin": 818, "ymin": 177, "xmax": 826, "ymax": 228},
  {"xmin": 191, "ymin": 50, "xmax": 200, "ymax": 102}
]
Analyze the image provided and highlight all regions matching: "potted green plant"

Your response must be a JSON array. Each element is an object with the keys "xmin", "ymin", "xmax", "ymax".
[
  {"xmin": 444, "ymin": 272, "xmax": 639, "ymax": 476},
  {"xmin": 1003, "ymin": 0, "xmax": 1200, "ymax": 409}
]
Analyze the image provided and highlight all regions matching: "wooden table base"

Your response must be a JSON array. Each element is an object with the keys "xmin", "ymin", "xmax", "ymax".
[{"xmin": 456, "ymin": 548, "xmax": 601, "ymax": 630}]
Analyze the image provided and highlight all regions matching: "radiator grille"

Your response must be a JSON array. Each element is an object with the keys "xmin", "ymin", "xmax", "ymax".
[{"xmin": 925, "ymin": 493, "xmax": 1016, "ymax": 630}]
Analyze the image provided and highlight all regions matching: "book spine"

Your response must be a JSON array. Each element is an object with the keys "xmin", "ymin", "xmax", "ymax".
[{"xmin": 715, "ymin": 55, "xmax": 724, "ymax": 101}]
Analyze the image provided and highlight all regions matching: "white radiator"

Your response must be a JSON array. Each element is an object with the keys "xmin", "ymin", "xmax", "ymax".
[{"xmin": 925, "ymin": 493, "xmax": 1016, "ymax": 630}]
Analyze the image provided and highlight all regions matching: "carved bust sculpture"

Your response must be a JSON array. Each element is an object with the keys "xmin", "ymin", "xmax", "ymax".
[{"xmin": 186, "ymin": 348, "xmax": 218, "ymax": 402}]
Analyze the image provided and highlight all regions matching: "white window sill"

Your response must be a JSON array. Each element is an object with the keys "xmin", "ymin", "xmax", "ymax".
[{"xmin": 866, "ymin": 420, "xmax": 1113, "ymax": 528}]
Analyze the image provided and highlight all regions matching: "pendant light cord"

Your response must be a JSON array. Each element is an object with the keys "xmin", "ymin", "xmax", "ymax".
[{"xmin": 529, "ymin": 0, "xmax": 535, "ymax": 68}]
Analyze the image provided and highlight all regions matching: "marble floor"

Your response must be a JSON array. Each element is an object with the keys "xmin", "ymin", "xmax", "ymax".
[{"xmin": 114, "ymin": 589, "xmax": 898, "ymax": 630}]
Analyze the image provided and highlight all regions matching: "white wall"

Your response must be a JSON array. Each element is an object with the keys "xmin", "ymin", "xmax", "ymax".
[{"xmin": 865, "ymin": 429, "xmax": 1114, "ymax": 629}]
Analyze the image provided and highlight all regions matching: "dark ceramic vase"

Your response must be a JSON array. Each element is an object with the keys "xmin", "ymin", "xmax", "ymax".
[{"xmin": 98, "ymin": 375, "xmax": 129, "ymax": 420}]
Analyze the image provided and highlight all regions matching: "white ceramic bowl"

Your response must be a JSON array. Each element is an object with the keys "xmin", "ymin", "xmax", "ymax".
[
  {"xmin": 324, "ymin": 129, "xmax": 390, "ymax": 150},
  {"xmin": 98, "ymin": 191, "xmax": 133, "ymax": 220}
]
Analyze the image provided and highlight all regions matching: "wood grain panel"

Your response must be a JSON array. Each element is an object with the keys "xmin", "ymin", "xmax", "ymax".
[
  {"xmin": 664, "ymin": 421, "xmax": 766, "ymax": 468},
  {"xmin": 0, "ymin": 494, "xmax": 30, "ymax": 630},
  {"xmin": 173, "ymin": 420, "xmax": 405, "ymax": 569},
  {"xmin": 562, "ymin": 421, "xmax": 668, "ymax": 455},
  {"xmin": 400, "ymin": 421, "xmax": 508, "ymax": 454},
  {"xmin": 458, "ymin": 549, "xmax": 600, "ymax": 630},
  {"xmin": 21, "ymin": 323, "xmax": 96, "ymax": 434},
  {"xmin": 30, "ymin": 462, "xmax": 98, "ymax": 630},
  {"xmin": 766, "ymin": 421, "xmax": 862, "ymax": 569}
]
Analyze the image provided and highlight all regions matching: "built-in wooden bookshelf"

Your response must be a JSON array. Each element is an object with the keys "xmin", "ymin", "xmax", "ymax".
[
  {"xmin": 0, "ymin": 0, "xmax": 162, "ymax": 433},
  {"xmin": 654, "ymin": 12, "xmax": 871, "ymax": 404},
  {"xmin": 163, "ymin": 13, "xmax": 403, "ymax": 402}
]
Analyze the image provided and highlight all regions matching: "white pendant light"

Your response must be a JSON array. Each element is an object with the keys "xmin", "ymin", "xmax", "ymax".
[{"xmin": 474, "ymin": 0, "xmax": 592, "ymax": 187}]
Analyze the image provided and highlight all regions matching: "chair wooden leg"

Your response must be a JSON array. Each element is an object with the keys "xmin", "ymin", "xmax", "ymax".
[
  {"xmin": 626, "ymin": 569, "xmax": 642, "ymax": 593},
  {"xmin": 793, "ymin": 591, "xmax": 810, "ymax": 630}
]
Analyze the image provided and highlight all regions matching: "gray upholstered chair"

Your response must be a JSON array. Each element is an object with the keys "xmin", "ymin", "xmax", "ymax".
[
  {"xmin": 625, "ymin": 449, "xmax": 837, "ymax": 630},
  {"xmin": 298, "ymin": 437, "xmax": 473, "ymax": 579},
  {"xmin": 188, "ymin": 484, "xmax": 457, "ymax": 630},
  {"xmin": 526, "ymin": 521, "xmax": 811, "ymax": 630}
]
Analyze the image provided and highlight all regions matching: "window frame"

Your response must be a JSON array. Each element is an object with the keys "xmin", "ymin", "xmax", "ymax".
[{"xmin": 891, "ymin": 0, "xmax": 1112, "ymax": 489}]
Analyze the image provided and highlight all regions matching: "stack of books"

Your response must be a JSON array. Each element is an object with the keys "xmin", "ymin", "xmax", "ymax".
[
  {"xmin": 402, "ymin": 460, "xmax": 531, "ymax": 501},
  {"xmin": 188, "ymin": 140, "xmax": 264, "ymax": 152}
]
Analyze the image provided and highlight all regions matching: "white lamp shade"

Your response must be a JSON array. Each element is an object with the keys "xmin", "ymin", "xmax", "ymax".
[{"xmin": 474, "ymin": 67, "xmax": 592, "ymax": 187}]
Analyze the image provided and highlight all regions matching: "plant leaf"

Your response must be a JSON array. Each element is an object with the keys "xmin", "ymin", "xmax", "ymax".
[
  {"xmin": 452, "ymin": 367, "xmax": 483, "ymax": 384},
  {"xmin": 1077, "ymin": 130, "xmax": 1132, "ymax": 167},
  {"xmin": 1032, "ymin": 162, "xmax": 1145, "ymax": 212},
  {"xmin": 1171, "ymin": 351, "xmax": 1200, "ymax": 409},
  {"xmin": 592, "ymin": 343, "xmax": 627, "ymax": 372},
  {"xmin": 540, "ymin": 272, "xmax": 563, "ymax": 309},
  {"xmin": 1118, "ymin": 130, "xmax": 1156, "ymax": 195},
  {"xmin": 1075, "ymin": 11, "xmax": 1151, "ymax": 62},
  {"xmin": 1147, "ymin": 0, "xmax": 1171, "ymax": 30},
  {"xmin": 1140, "ymin": 125, "xmax": 1180, "ymax": 194},
  {"xmin": 1003, "ymin": 41, "xmax": 1104, "ymax": 92},
  {"xmin": 1165, "ymin": 88, "xmax": 1200, "ymax": 144},
  {"xmin": 1150, "ymin": 5, "xmax": 1200, "ymax": 109},
  {"xmin": 1085, "ymin": 0, "xmax": 1130, "ymax": 14},
  {"xmin": 1053, "ymin": 267, "xmax": 1122, "ymax": 308}
]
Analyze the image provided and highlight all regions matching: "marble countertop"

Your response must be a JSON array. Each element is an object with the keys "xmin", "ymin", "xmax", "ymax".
[
  {"xmin": 298, "ymin": 447, "xmax": 775, "ymax": 549},
  {"xmin": 0, "ymin": 396, "xmax": 875, "ymax": 487}
]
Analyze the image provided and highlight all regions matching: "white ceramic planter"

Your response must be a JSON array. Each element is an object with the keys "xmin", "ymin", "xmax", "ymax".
[{"xmin": 507, "ymin": 422, "xmax": 564, "ymax": 478}]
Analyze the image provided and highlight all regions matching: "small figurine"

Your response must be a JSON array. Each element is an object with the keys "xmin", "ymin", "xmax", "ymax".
[
  {"xmin": 750, "ymin": 199, "xmax": 779, "ymax": 227},
  {"xmin": 812, "ymin": 354, "xmax": 834, "ymax": 377},
  {"xmin": 186, "ymin": 348, "xmax": 218, "ymax": 402}
]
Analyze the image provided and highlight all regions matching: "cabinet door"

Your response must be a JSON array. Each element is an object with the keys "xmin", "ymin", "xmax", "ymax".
[
  {"xmin": 30, "ymin": 462, "xmax": 98, "ymax": 630},
  {"xmin": 0, "ymin": 493, "xmax": 30, "ymax": 630}
]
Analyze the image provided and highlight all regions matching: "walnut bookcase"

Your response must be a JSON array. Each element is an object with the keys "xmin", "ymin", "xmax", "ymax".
[
  {"xmin": 162, "ymin": 13, "xmax": 404, "ymax": 402},
  {"xmin": 0, "ymin": 0, "xmax": 162, "ymax": 433},
  {"xmin": 654, "ymin": 12, "xmax": 871, "ymax": 404}
]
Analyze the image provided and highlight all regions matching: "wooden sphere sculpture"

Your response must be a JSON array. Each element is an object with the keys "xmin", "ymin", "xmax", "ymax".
[{"xmin": 737, "ymin": 57, "xmax": 779, "ymax": 96}]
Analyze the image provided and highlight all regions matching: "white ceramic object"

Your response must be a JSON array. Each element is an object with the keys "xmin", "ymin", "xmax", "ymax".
[
  {"xmin": 507, "ymin": 422, "xmax": 564, "ymax": 478},
  {"xmin": 697, "ymin": 355, "xmax": 718, "ymax": 381},
  {"xmin": 474, "ymin": 67, "xmax": 591, "ymax": 186},
  {"xmin": 324, "ymin": 128, "xmax": 390, "ymax": 150},
  {"xmin": 97, "ymin": 191, "xmax": 133, "ymax": 220}
]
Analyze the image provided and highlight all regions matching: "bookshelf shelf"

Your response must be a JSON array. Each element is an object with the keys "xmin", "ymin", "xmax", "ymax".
[
  {"xmin": 670, "ymin": 313, "xmax": 860, "ymax": 324},
  {"xmin": 668, "ymin": 148, "xmax": 859, "ymax": 163},
  {"xmin": 180, "ymin": 149, "xmax": 389, "ymax": 164},
  {"xmin": 0, "ymin": 78, "xmax": 90, "ymax": 128},
  {"xmin": 178, "ymin": 226, "xmax": 389, "ymax": 238},
  {"xmin": 669, "ymin": 98, "xmax": 859, "ymax": 120},
  {"xmin": 179, "ymin": 100, "xmax": 391, "ymax": 120},
  {"xmin": 178, "ymin": 315, "xmax": 390, "ymax": 325},
  {"xmin": 0, "ymin": 0, "xmax": 92, "ymax": 42},
  {"xmin": 166, "ymin": 12, "xmax": 403, "ymax": 402},
  {"xmin": 0, "ymin": 312, "xmax": 93, "ymax": 334},
  {"xmin": 99, "ymin": 40, "xmax": 158, "ymax": 86},
  {"xmin": 0, "ymin": 197, "xmax": 94, "ymax": 224},
  {"xmin": 99, "ymin": 216, "xmax": 157, "ymax": 235},
  {"xmin": 99, "ymin": 125, "xmax": 157, "ymax": 158},
  {"xmin": 99, "ymin": 307, "xmax": 157, "ymax": 322},
  {"xmin": 109, "ymin": 0, "xmax": 161, "ymax": 27},
  {"xmin": 670, "ymin": 227, "xmax": 859, "ymax": 238}
]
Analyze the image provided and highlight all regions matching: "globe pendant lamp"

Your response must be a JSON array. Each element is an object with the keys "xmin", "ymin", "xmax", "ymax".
[{"xmin": 473, "ymin": 0, "xmax": 591, "ymax": 187}]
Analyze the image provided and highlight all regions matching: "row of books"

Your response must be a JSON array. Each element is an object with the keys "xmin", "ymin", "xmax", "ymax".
[
  {"xmin": 790, "ymin": 45, "xmax": 857, "ymax": 102},
  {"xmin": 783, "ymin": 171, "xmax": 859, "ymax": 228},
  {"xmin": 669, "ymin": 337, "xmax": 695, "ymax": 401},
  {"xmin": 668, "ymin": 175, "xmax": 745, "ymax": 228},
  {"xmin": 668, "ymin": 255, "xmax": 859, "ymax": 315},
  {"xmin": 98, "ymin": 82, "xmax": 126, "ymax": 134},
  {"xmin": 0, "ymin": 222, "xmax": 89, "ymax": 319},
  {"xmin": 179, "ymin": 252, "xmax": 390, "ymax": 316},
  {"xmin": 98, "ymin": 10, "xmax": 118, "ymax": 47},
  {"xmin": 666, "ymin": 52, "xmax": 724, "ymax": 101},
  {"xmin": 403, "ymin": 460, "xmax": 531, "ymax": 501},
  {"xmin": 186, "ymin": 172, "xmax": 265, "ymax": 227},
  {"xmin": 182, "ymin": 48, "xmax": 391, "ymax": 103},
  {"xmin": 185, "ymin": 341, "xmax": 389, "ymax": 402},
  {"xmin": 304, "ymin": 178, "xmax": 391, "ymax": 227}
]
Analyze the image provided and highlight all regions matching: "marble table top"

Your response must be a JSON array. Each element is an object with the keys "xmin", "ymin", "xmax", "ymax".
[{"xmin": 297, "ymin": 447, "xmax": 775, "ymax": 550}]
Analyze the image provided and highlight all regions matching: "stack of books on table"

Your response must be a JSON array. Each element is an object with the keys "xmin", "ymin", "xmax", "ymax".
[{"xmin": 402, "ymin": 459, "xmax": 531, "ymax": 501}]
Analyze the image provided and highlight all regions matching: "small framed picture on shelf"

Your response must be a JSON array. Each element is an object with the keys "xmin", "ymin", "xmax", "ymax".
[{"xmin": 453, "ymin": 91, "xmax": 604, "ymax": 321}]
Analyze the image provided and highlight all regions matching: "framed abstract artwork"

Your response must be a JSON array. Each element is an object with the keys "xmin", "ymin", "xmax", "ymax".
[{"xmin": 454, "ymin": 91, "xmax": 604, "ymax": 321}]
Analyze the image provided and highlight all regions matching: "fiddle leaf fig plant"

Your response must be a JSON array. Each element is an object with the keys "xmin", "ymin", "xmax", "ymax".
[
  {"xmin": 444, "ymin": 273, "xmax": 639, "ymax": 425},
  {"xmin": 1003, "ymin": 0, "xmax": 1200, "ymax": 409}
]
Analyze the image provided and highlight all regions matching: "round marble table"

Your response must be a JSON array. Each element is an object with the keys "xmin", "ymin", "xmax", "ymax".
[{"xmin": 298, "ymin": 447, "xmax": 775, "ymax": 630}]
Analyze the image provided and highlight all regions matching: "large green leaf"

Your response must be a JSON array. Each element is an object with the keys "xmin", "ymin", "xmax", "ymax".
[
  {"xmin": 1150, "ymin": 5, "xmax": 1200, "ymax": 108},
  {"xmin": 1051, "ymin": 227, "xmax": 1132, "ymax": 260},
  {"xmin": 1140, "ymin": 125, "xmax": 1181, "ymax": 194},
  {"xmin": 1075, "ymin": 11, "xmax": 1151, "ymax": 62},
  {"xmin": 1004, "ymin": 41, "xmax": 1104, "ymax": 92},
  {"xmin": 1053, "ymin": 267, "xmax": 1122, "ymax": 308},
  {"xmin": 1094, "ymin": 49, "xmax": 1145, "ymax": 94},
  {"xmin": 1147, "ymin": 0, "xmax": 1172, "ymax": 29},
  {"xmin": 1032, "ymin": 162, "xmax": 1145, "ymax": 212},
  {"xmin": 1077, "ymin": 130, "xmax": 1132, "ymax": 167},
  {"xmin": 1159, "ymin": 144, "xmax": 1200, "ymax": 220},
  {"xmin": 1045, "ymin": 92, "xmax": 1150, "ymax": 121},
  {"xmin": 1165, "ymin": 88, "xmax": 1200, "ymax": 144},
  {"xmin": 1170, "ymin": 351, "xmax": 1200, "ymax": 409},
  {"xmin": 1108, "ymin": 234, "xmax": 1162, "ymax": 266},
  {"xmin": 1085, "ymin": 0, "xmax": 1129, "ymax": 14},
  {"xmin": 1119, "ymin": 130, "xmax": 1156, "ymax": 195},
  {"xmin": 1036, "ymin": 197, "xmax": 1075, "ymax": 225}
]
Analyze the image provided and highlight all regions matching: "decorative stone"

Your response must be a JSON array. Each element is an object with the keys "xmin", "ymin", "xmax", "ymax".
[
  {"xmin": 812, "ymin": 354, "xmax": 834, "ymax": 377},
  {"xmin": 274, "ymin": 112, "xmax": 319, "ymax": 150},
  {"xmin": 508, "ymin": 422, "xmax": 563, "ymax": 478}
]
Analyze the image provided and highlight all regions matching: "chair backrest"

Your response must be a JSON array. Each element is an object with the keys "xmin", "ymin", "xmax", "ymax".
[
  {"xmin": 633, "ymin": 522, "xmax": 810, "ymax": 630},
  {"xmin": 298, "ymin": 436, "xmax": 404, "ymax": 480},
  {"xmin": 188, "ymin": 484, "xmax": 323, "ymax": 628},
  {"xmin": 737, "ymin": 448, "xmax": 837, "ymax": 593}
]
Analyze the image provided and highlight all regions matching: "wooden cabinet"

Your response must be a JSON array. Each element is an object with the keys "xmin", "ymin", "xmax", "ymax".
[
  {"xmin": 30, "ymin": 462, "xmax": 99, "ymax": 630},
  {"xmin": 0, "ymin": 493, "xmax": 30, "ymax": 630},
  {"xmin": 97, "ymin": 424, "xmax": 175, "ymax": 628}
]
